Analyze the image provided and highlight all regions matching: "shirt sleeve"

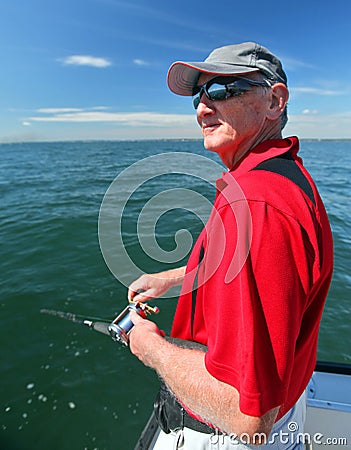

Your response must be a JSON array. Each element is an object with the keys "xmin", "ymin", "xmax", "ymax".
[{"xmin": 203, "ymin": 199, "xmax": 314, "ymax": 417}]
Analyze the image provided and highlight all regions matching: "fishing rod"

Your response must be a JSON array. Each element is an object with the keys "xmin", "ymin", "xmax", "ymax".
[{"xmin": 41, "ymin": 301, "xmax": 159, "ymax": 346}]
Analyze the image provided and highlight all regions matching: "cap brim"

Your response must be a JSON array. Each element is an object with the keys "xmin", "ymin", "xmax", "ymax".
[{"xmin": 167, "ymin": 61, "xmax": 259, "ymax": 96}]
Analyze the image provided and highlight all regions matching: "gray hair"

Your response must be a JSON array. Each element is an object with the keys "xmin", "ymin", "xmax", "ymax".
[
  {"xmin": 259, "ymin": 74, "xmax": 289, "ymax": 130},
  {"xmin": 281, "ymin": 105, "xmax": 288, "ymax": 130}
]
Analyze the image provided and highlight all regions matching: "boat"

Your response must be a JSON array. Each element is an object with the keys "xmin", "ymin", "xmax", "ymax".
[
  {"xmin": 134, "ymin": 361, "xmax": 351, "ymax": 449},
  {"xmin": 305, "ymin": 361, "xmax": 351, "ymax": 449}
]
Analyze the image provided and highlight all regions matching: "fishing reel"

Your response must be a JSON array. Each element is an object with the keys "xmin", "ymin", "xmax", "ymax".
[{"xmin": 108, "ymin": 301, "xmax": 159, "ymax": 346}]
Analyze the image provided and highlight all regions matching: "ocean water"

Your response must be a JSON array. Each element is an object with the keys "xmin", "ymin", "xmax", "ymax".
[{"xmin": 0, "ymin": 139, "xmax": 350, "ymax": 450}]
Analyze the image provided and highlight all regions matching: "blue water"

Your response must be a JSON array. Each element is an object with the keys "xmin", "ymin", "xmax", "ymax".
[{"xmin": 0, "ymin": 140, "xmax": 350, "ymax": 450}]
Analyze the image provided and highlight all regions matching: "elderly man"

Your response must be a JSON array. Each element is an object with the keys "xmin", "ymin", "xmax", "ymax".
[{"xmin": 128, "ymin": 42, "xmax": 333, "ymax": 449}]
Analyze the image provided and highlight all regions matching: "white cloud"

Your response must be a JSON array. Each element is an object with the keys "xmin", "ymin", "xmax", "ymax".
[
  {"xmin": 90, "ymin": 106, "xmax": 109, "ymax": 111},
  {"xmin": 60, "ymin": 55, "xmax": 112, "ymax": 68},
  {"xmin": 22, "ymin": 121, "xmax": 31, "ymax": 126},
  {"xmin": 133, "ymin": 59, "xmax": 149, "ymax": 66},
  {"xmin": 302, "ymin": 109, "xmax": 318, "ymax": 115},
  {"xmin": 37, "ymin": 108, "xmax": 83, "ymax": 114},
  {"xmin": 284, "ymin": 112, "xmax": 351, "ymax": 139},
  {"xmin": 291, "ymin": 87, "xmax": 344, "ymax": 96},
  {"xmin": 281, "ymin": 56, "xmax": 316, "ymax": 72},
  {"xmin": 27, "ymin": 109, "xmax": 196, "ymax": 128}
]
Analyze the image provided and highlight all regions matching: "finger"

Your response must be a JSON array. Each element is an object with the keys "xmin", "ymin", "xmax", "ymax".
[
  {"xmin": 128, "ymin": 286, "xmax": 141, "ymax": 301},
  {"xmin": 130, "ymin": 290, "xmax": 153, "ymax": 303},
  {"xmin": 128, "ymin": 289, "xmax": 136, "ymax": 302},
  {"xmin": 129, "ymin": 310, "xmax": 144, "ymax": 325}
]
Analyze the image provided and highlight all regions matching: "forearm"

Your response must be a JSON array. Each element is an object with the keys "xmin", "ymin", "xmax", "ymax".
[
  {"xmin": 128, "ymin": 266, "xmax": 186, "ymax": 302},
  {"xmin": 149, "ymin": 335, "xmax": 240, "ymax": 432},
  {"xmin": 156, "ymin": 266, "xmax": 186, "ymax": 287},
  {"xmin": 130, "ymin": 323, "xmax": 278, "ymax": 437}
]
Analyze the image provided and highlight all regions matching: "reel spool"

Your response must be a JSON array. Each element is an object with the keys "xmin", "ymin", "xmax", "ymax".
[{"xmin": 108, "ymin": 301, "xmax": 159, "ymax": 346}]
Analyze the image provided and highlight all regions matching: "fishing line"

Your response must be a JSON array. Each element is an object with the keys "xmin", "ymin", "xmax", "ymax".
[{"xmin": 40, "ymin": 309, "xmax": 112, "ymax": 324}]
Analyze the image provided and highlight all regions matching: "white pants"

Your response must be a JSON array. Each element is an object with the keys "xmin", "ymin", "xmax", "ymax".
[{"xmin": 150, "ymin": 390, "xmax": 306, "ymax": 450}]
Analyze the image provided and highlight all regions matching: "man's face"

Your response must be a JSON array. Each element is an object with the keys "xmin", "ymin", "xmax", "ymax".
[{"xmin": 196, "ymin": 73, "xmax": 271, "ymax": 168}]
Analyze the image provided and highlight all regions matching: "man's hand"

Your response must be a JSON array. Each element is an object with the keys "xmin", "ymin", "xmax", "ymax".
[
  {"xmin": 129, "ymin": 311, "xmax": 165, "ymax": 368},
  {"xmin": 128, "ymin": 267, "xmax": 186, "ymax": 303}
]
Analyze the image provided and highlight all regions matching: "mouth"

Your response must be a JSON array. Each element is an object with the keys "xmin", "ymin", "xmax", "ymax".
[{"xmin": 202, "ymin": 122, "xmax": 220, "ymax": 132}]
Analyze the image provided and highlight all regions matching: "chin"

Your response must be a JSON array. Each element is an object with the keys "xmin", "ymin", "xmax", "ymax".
[
  {"xmin": 203, "ymin": 137, "xmax": 227, "ymax": 155},
  {"xmin": 203, "ymin": 136, "xmax": 220, "ymax": 152}
]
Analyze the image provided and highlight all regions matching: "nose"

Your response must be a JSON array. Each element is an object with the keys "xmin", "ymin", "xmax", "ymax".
[{"xmin": 196, "ymin": 95, "xmax": 215, "ymax": 121}]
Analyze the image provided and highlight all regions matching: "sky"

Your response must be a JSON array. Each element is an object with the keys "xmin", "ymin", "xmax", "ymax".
[{"xmin": 1, "ymin": 0, "xmax": 351, "ymax": 142}]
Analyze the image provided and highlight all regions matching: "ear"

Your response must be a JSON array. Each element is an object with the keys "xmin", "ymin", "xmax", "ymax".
[{"xmin": 266, "ymin": 83, "xmax": 289, "ymax": 121}]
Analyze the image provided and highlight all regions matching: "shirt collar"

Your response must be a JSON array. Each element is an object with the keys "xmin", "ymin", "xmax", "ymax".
[
  {"xmin": 230, "ymin": 136, "xmax": 300, "ymax": 176},
  {"xmin": 216, "ymin": 136, "xmax": 300, "ymax": 194}
]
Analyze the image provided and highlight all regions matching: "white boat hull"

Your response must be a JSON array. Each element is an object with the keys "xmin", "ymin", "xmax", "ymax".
[{"xmin": 306, "ymin": 363, "xmax": 351, "ymax": 449}]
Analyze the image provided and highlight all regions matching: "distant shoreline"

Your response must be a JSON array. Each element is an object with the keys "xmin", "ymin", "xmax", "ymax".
[{"xmin": 1, "ymin": 137, "xmax": 351, "ymax": 145}]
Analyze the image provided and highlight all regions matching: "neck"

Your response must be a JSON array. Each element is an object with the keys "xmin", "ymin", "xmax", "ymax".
[{"xmin": 224, "ymin": 121, "xmax": 282, "ymax": 170}]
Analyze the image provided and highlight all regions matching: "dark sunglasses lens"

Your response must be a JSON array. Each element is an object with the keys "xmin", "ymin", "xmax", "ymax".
[
  {"xmin": 192, "ymin": 83, "xmax": 227, "ymax": 109},
  {"xmin": 207, "ymin": 83, "xmax": 227, "ymax": 101},
  {"xmin": 192, "ymin": 93, "xmax": 201, "ymax": 109}
]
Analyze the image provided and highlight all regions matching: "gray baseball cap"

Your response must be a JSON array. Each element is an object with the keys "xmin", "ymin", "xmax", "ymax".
[{"xmin": 167, "ymin": 42, "xmax": 287, "ymax": 96}]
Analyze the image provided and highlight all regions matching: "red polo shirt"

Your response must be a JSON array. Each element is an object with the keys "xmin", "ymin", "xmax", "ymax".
[{"xmin": 171, "ymin": 137, "xmax": 333, "ymax": 420}]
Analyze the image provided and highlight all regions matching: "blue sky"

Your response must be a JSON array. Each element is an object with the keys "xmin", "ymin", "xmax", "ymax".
[{"xmin": 1, "ymin": 0, "xmax": 350, "ymax": 142}]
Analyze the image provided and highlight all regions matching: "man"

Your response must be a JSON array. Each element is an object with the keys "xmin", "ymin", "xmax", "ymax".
[{"xmin": 128, "ymin": 42, "xmax": 333, "ymax": 449}]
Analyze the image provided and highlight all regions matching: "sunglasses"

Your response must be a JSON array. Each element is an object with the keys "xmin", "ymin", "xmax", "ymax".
[{"xmin": 192, "ymin": 76, "xmax": 271, "ymax": 109}]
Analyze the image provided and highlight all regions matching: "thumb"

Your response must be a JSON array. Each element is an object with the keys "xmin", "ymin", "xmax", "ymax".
[
  {"xmin": 129, "ymin": 310, "xmax": 144, "ymax": 325},
  {"xmin": 130, "ymin": 311, "xmax": 166, "ymax": 338}
]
